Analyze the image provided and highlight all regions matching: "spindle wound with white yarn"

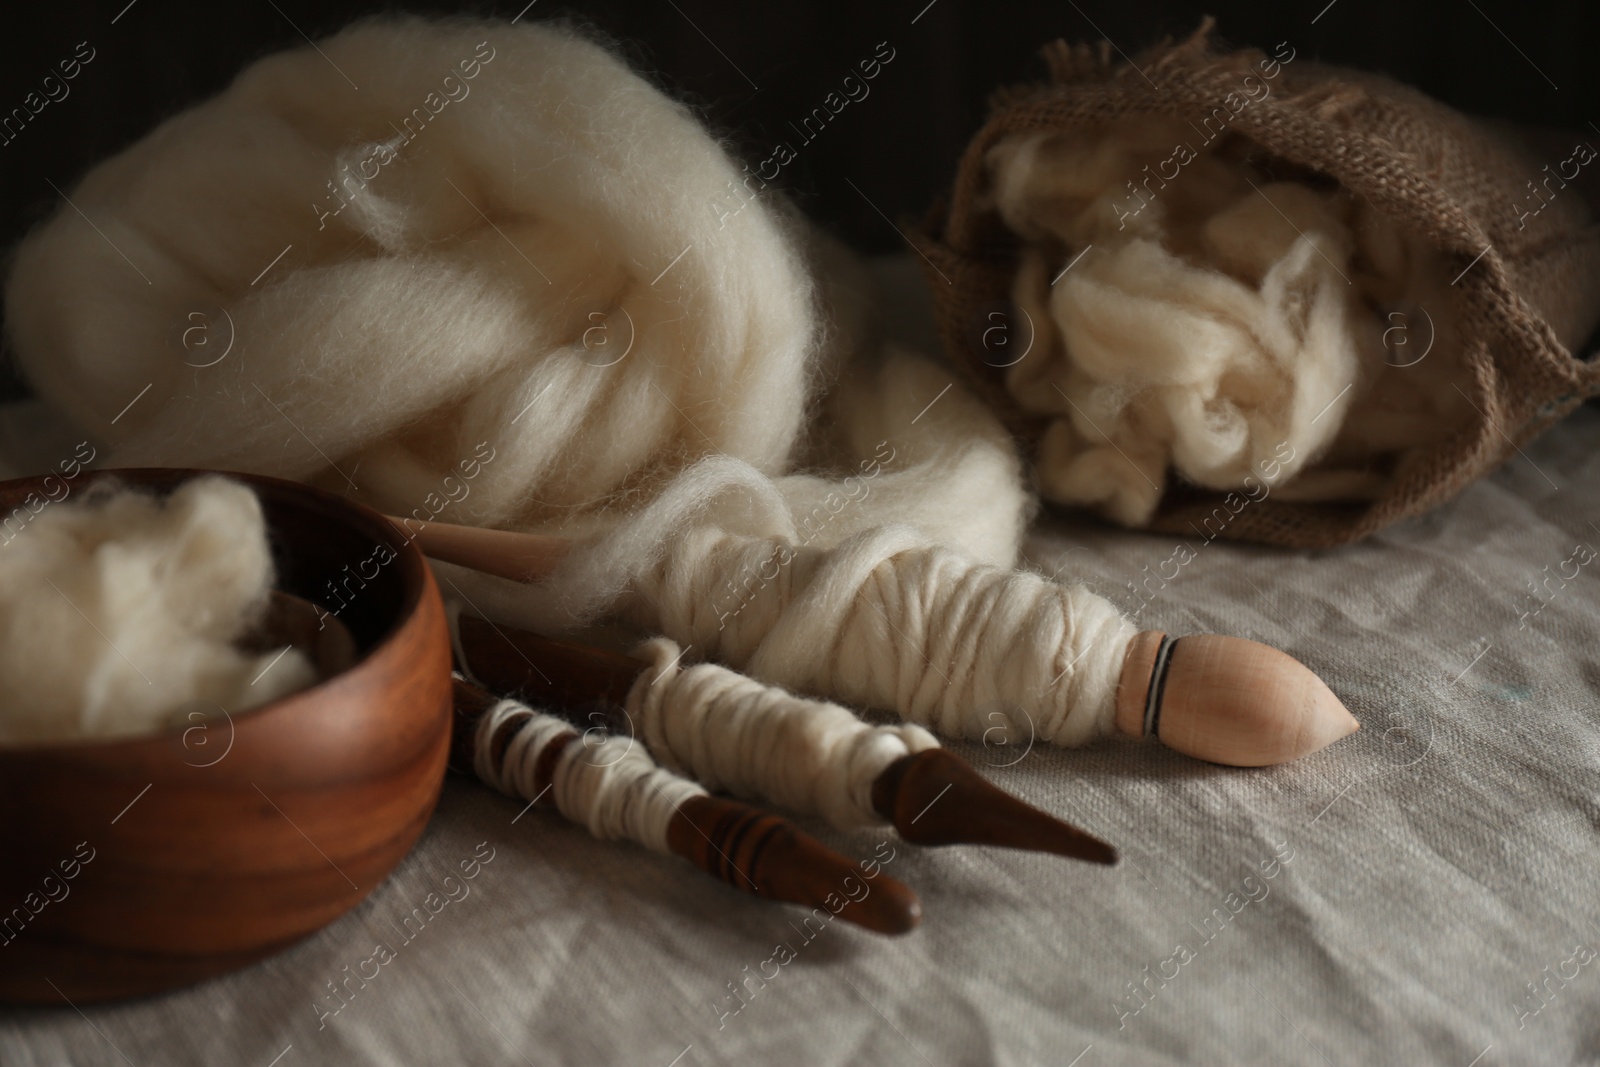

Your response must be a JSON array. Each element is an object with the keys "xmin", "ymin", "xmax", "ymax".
[{"xmin": 426, "ymin": 517, "xmax": 1359, "ymax": 767}]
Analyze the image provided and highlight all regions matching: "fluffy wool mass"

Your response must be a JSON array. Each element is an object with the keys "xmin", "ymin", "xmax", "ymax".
[
  {"xmin": 6, "ymin": 18, "xmax": 817, "ymax": 535},
  {"xmin": 4, "ymin": 18, "xmax": 1137, "ymax": 746},
  {"xmin": 0, "ymin": 478, "xmax": 315, "ymax": 742},
  {"xmin": 987, "ymin": 118, "xmax": 1472, "ymax": 526}
]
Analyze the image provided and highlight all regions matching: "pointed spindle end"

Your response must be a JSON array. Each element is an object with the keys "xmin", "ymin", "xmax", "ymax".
[
  {"xmin": 669, "ymin": 795, "xmax": 921, "ymax": 935},
  {"xmin": 1116, "ymin": 631, "xmax": 1359, "ymax": 767},
  {"xmin": 872, "ymin": 750, "xmax": 1118, "ymax": 865}
]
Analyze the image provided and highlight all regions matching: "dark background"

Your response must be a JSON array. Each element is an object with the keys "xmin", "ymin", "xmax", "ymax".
[{"xmin": 1, "ymin": 0, "xmax": 1594, "ymax": 399}]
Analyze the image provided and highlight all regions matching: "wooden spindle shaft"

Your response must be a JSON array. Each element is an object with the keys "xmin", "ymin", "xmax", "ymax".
[
  {"xmin": 388, "ymin": 516, "xmax": 571, "ymax": 583},
  {"xmin": 459, "ymin": 615, "xmax": 640, "ymax": 713},
  {"xmin": 668, "ymin": 794, "xmax": 921, "ymax": 934}
]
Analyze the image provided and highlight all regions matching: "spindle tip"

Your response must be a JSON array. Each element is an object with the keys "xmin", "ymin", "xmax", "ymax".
[
  {"xmin": 1116, "ymin": 631, "xmax": 1359, "ymax": 767},
  {"xmin": 669, "ymin": 795, "xmax": 921, "ymax": 935},
  {"xmin": 872, "ymin": 750, "xmax": 1118, "ymax": 865}
]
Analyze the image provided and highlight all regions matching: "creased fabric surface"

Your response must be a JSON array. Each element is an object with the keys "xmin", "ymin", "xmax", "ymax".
[{"xmin": 1, "ymin": 261, "xmax": 1597, "ymax": 1066}]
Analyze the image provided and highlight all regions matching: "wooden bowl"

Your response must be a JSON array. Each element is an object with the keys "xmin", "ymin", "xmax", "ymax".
[{"xmin": 0, "ymin": 468, "xmax": 452, "ymax": 1004}]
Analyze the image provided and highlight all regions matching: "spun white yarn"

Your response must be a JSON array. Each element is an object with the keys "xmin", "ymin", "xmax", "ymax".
[
  {"xmin": 652, "ymin": 527, "xmax": 1136, "ymax": 748},
  {"xmin": 0, "ymin": 477, "xmax": 316, "ymax": 741},
  {"xmin": 473, "ymin": 694, "xmax": 702, "ymax": 854},
  {"xmin": 5, "ymin": 17, "xmax": 819, "ymax": 534},
  {"xmin": 986, "ymin": 121, "xmax": 1470, "ymax": 526},
  {"xmin": 627, "ymin": 636, "xmax": 940, "ymax": 829}
]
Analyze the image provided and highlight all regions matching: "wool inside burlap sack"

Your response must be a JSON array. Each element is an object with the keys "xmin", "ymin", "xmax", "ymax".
[{"xmin": 920, "ymin": 21, "xmax": 1600, "ymax": 547}]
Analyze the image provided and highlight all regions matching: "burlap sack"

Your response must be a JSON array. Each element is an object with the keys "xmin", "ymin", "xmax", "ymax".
[{"xmin": 919, "ymin": 20, "xmax": 1600, "ymax": 548}]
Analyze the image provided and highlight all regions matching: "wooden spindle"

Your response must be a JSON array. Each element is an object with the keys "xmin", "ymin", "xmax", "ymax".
[
  {"xmin": 452, "ymin": 678, "xmax": 921, "ymax": 934},
  {"xmin": 398, "ymin": 517, "xmax": 1360, "ymax": 768}
]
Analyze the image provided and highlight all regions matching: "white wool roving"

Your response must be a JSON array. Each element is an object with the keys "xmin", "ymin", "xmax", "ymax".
[
  {"xmin": 986, "ymin": 121, "xmax": 1471, "ymax": 526},
  {"xmin": 5, "ymin": 18, "xmax": 818, "ymax": 533},
  {"xmin": 628, "ymin": 637, "xmax": 940, "ymax": 830},
  {"xmin": 0, "ymin": 478, "xmax": 316, "ymax": 742}
]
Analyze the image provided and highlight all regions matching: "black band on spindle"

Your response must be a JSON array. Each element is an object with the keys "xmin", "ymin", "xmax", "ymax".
[{"xmin": 1143, "ymin": 635, "xmax": 1177, "ymax": 739}]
